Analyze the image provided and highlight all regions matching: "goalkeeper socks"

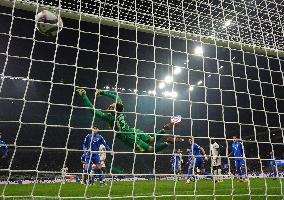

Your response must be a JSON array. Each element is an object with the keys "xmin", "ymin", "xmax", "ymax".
[{"xmin": 154, "ymin": 142, "xmax": 168, "ymax": 152}]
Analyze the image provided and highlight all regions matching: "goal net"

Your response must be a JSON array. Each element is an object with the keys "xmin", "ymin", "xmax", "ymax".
[{"xmin": 0, "ymin": 0, "xmax": 284, "ymax": 199}]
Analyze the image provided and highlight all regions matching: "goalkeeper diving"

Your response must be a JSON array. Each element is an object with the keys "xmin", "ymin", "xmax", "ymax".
[{"xmin": 76, "ymin": 88, "xmax": 183, "ymax": 152}]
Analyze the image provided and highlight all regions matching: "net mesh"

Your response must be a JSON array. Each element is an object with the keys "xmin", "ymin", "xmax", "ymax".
[{"xmin": 0, "ymin": 0, "xmax": 283, "ymax": 199}]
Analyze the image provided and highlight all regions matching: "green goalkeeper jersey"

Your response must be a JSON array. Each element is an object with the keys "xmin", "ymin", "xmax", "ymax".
[{"xmin": 81, "ymin": 91, "xmax": 151, "ymax": 149}]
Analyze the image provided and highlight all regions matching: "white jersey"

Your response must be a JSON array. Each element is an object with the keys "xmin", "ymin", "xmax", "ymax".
[
  {"xmin": 62, "ymin": 167, "xmax": 68, "ymax": 177},
  {"xmin": 211, "ymin": 142, "xmax": 221, "ymax": 166},
  {"xmin": 99, "ymin": 144, "xmax": 106, "ymax": 167}
]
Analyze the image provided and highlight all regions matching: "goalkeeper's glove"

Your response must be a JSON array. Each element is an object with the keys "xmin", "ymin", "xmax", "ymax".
[
  {"xmin": 76, "ymin": 88, "xmax": 86, "ymax": 96},
  {"xmin": 95, "ymin": 90, "xmax": 104, "ymax": 96}
]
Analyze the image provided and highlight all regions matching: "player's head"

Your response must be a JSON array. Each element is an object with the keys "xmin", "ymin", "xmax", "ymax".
[
  {"xmin": 232, "ymin": 136, "xmax": 238, "ymax": 143},
  {"xmin": 92, "ymin": 126, "xmax": 99, "ymax": 135},
  {"xmin": 188, "ymin": 136, "xmax": 194, "ymax": 144},
  {"xmin": 176, "ymin": 148, "xmax": 181, "ymax": 153},
  {"xmin": 107, "ymin": 103, "xmax": 124, "ymax": 113}
]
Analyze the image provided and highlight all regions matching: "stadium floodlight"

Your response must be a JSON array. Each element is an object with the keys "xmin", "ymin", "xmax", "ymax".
[
  {"xmin": 172, "ymin": 91, "xmax": 178, "ymax": 98},
  {"xmin": 158, "ymin": 82, "xmax": 165, "ymax": 89},
  {"xmin": 197, "ymin": 80, "xmax": 203, "ymax": 85},
  {"xmin": 165, "ymin": 75, "xmax": 173, "ymax": 83},
  {"xmin": 105, "ymin": 86, "xmax": 110, "ymax": 89},
  {"xmin": 194, "ymin": 46, "xmax": 203, "ymax": 55},
  {"xmin": 148, "ymin": 90, "xmax": 156, "ymax": 95},
  {"xmin": 163, "ymin": 91, "xmax": 171, "ymax": 97},
  {"xmin": 173, "ymin": 66, "xmax": 182, "ymax": 75},
  {"xmin": 224, "ymin": 19, "xmax": 232, "ymax": 27},
  {"xmin": 163, "ymin": 91, "xmax": 177, "ymax": 98},
  {"xmin": 189, "ymin": 86, "xmax": 194, "ymax": 91}
]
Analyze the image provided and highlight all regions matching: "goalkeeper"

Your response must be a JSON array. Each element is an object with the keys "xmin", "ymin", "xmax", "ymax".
[{"xmin": 77, "ymin": 88, "xmax": 182, "ymax": 152}]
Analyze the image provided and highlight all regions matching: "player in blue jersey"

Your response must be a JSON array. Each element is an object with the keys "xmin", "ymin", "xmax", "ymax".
[
  {"xmin": 83, "ymin": 126, "xmax": 111, "ymax": 186},
  {"xmin": 229, "ymin": 136, "xmax": 248, "ymax": 182},
  {"xmin": 171, "ymin": 149, "xmax": 183, "ymax": 181},
  {"xmin": 0, "ymin": 132, "xmax": 9, "ymax": 160},
  {"xmin": 269, "ymin": 151, "xmax": 277, "ymax": 179},
  {"xmin": 81, "ymin": 152, "xmax": 93, "ymax": 184},
  {"xmin": 186, "ymin": 136, "xmax": 210, "ymax": 184}
]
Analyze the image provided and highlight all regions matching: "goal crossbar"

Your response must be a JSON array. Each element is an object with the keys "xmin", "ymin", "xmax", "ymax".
[{"xmin": 1, "ymin": 0, "xmax": 284, "ymax": 59}]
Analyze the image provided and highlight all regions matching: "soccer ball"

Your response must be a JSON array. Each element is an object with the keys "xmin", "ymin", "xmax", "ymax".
[{"xmin": 35, "ymin": 10, "xmax": 63, "ymax": 37}]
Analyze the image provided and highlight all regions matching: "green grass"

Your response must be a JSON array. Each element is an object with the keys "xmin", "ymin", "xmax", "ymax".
[{"xmin": 0, "ymin": 178, "xmax": 283, "ymax": 200}]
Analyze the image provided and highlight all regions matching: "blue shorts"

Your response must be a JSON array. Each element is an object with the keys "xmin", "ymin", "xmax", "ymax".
[
  {"xmin": 235, "ymin": 159, "xmax": 245, "ymax": 169},
  {"xmin": 84, "ymin": 153, "xmax": 100, "ymax": 165},
  {"xmin": 189, "ymin": 158, "xmax": 204, "ymax": 169}
]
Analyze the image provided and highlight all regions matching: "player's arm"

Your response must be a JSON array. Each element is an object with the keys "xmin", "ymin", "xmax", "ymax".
[
  {"xmin": 77, "ymin": 89, "xmax": 113, "ymax": 121},
  {"xmin": 82, "ymin": 135, "xmax": 90, "ymax": 152},
  {"xmin": 194, "ymin": 143, "xmax": 207, "ymax": 160},
  {"xmin": 199, "ymin": 146, "xmax": 208, "ymax": 160},
  {"xmin": 96, "ymin": 90, "xmax": 123, "ymax": 104},
  {"xmin": 99, "ymin": 136, "xmax": 111, "ymax": 152}
]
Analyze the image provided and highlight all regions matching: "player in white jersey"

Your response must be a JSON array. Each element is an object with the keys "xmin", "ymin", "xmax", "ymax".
[
  {"xmin": 210, "ymin": 140, "xmax": 222, "ymax": 182},
  {"xmin": 99, "ymin": 144, "xmax": 107, "ymax": 173}
]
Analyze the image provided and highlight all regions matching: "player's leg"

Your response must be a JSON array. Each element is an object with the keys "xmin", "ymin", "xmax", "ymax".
[
  {"xmin": 92, "ymin": 155, "xmax": 106, "ymax": 186},
  {"xmin": 199, "ymin": 160, "xmax": 212, "ymax": 180},
  {"xmin": 186, "ymin": 161, "xmax": 195, "ymax": 184},
  {"xmin": 152, "ymin": 121, "xmax": 180, "ymax": 142},
  {"xmin": 239, "ymin": 159, "xmax": 248, "ymax": 182},
  {"xmin": 81, "ymin": 164, "xmax": 85, "ymax": 184},
  {"xmin": 217, "ymin": 157, "xmax": 223, "ymax": 182},
  {"xmin": 83, "ymin": 155, "xmax": 92, "ymax": 185}
]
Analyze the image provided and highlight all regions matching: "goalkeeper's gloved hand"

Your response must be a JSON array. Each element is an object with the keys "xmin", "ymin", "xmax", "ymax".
[
  {"xmin": 95, "ymin": 90, "xmax": 104, "ymax": 96},
  {"xmin": 76, "ymin": 88, "xmax": 86, "ymax": 96}
]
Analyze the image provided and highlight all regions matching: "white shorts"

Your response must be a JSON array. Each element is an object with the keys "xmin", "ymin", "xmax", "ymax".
[
  {"xmin": 211, "ymin": 157, "xmax": 221, "ymax": 167},
  {"xmin": 100, "ymin": 161, "xmax": 106, "ymax": 168}
]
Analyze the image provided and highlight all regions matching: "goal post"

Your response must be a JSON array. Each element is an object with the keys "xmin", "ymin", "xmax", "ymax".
[{"xmin": 0, "ymin": 0, "xmax": 284, "ymax": 199}]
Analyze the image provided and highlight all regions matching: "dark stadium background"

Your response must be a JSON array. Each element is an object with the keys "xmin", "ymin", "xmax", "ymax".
[{"xmin": 0, "ymin": 3, "xmax": 284, "ymax": 180}]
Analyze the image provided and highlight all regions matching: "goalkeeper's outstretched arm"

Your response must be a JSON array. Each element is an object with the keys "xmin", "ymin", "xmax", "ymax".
[
  {"xmin": 96, "ymin": 90, "xmax": 123, "ymax": 104},
  {"xmin": 76, "ymin": 88, "xmax": 113, "ymax": 122}
]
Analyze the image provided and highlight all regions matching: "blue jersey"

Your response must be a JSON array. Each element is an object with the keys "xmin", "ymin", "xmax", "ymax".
[
  {"xmin": 231, "ymin": 142, "xmax": 244, "ymax": 159},
  {"xmin": 83, "ymin": 134, "xmax": 111, "ymax": 154},
  {"xmin": 270, "ymin": 155, "xmax": 276, "ymax": 167},
  {"xmin": 190, "ymin": 143, "xmax": 203, "ymax": 160},
  {"xmin": 0, "ymin": 140, "xmax": 8, "ymax": 158},
  {"xmin": 171, "ymin": 153, "xmax": 181, "ymax": 165},
  {"xmin": 81, "ymin": 153, "xmax": 88, "ymax": 163}
]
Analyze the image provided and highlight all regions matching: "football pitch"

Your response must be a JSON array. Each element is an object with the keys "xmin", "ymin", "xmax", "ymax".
[{"xmin": 0, "ymin": 178, "xmax": 283, "ymax": 200}]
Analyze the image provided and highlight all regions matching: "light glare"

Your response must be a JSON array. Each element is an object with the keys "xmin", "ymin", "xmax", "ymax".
[
  {"xmin": 159, "ymin": 82, "xmax": 165, "ymax": 89},
  {"xmin": 174, "ymin": 66, "xmax": 182, "ymax": 75},
  {"xmin": 224, "ymin": 19, "xmax": 232, "ymax": 27},
  {"xmin": 165, "ymin": 75, "xmax": 173, "ymax": 83},
  {"xmin": 194, "ymin": 46, "xmax": 203, "ymax": 55}
]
